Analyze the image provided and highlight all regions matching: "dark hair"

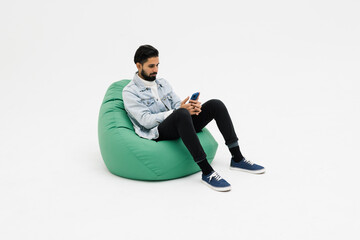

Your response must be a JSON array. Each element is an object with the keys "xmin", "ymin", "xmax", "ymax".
[{"xmin": 134, "ymin": 45, "xmax": 159, "ymax": 64}]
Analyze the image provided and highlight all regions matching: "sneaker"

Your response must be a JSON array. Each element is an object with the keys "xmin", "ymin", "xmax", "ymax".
[
  {"xmin": 201, "ymin": 171, "xmax": 231, "ymax": 192},
  {"xmin": 230, "ymin": 158, "xmax": 265, "ymax": 174}
]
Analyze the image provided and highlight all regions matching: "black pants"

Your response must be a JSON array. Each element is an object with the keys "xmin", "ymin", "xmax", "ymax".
[{"xmin": 156, "ymin": 99, "xmax": 238, "ymax": 163}]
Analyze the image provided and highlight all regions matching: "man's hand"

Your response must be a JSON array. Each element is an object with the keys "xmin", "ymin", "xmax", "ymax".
[{"xmin": 180, "ymin": 94, "xmax": 202, "ymax": 115}]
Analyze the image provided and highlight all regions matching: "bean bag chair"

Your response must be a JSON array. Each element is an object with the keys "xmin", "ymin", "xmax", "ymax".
[{"xmin": 98, "ymin": 80, "xmax": 218, "ymax": 181}]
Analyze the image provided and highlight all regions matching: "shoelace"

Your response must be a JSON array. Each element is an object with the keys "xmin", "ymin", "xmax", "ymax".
[
  {"xmin": 243, "ymin": 158, "xmax": 254, "ymax": 165},
  {"xmin": 208, "ymin": 172, "xmax": 222, "ymax": 182}
]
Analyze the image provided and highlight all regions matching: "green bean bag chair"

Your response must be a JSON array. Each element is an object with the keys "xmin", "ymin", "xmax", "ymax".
[{"xmin": 98, "ymin": 80, "xmax": 218, "ymax": 181}]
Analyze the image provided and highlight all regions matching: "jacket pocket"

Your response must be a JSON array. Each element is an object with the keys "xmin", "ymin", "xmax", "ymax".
[
  {"xmin": 142, "ymin": 98, "xmax": 155, "ymax": 106},
  {"xmin": 141, "ymin": 98, "xmax": 158, "ymax": 112},
  {"xmin": 166, "ymin": 94, "xmax": 173, "ymax": 101}
]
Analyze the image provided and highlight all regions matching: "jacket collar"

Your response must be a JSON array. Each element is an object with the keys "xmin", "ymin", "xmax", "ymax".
[{"xmin": 133, "ymin": 72, "xmax": 161, "ymax": 91}]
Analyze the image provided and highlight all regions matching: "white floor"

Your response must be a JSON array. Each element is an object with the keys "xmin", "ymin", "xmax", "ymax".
[{"xmin": 1, "ymin": 1, "xmax": 360, "ymax": 239}]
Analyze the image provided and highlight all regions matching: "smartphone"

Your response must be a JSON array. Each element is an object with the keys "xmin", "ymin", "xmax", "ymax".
[{"xmin": 190, "ymin": 92, "xmax": 199, "ymax": 100}]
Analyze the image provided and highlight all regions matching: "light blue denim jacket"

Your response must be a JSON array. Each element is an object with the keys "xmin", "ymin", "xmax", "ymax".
[{"xmin": 123, "ymin": 73, "xmax": 182, "ymax": 139}]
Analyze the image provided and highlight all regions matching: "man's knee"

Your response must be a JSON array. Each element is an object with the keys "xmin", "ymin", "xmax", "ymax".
[
  {"xmin": 174, "ymin": 108, "xmax": 191, "ymax": 120},
  {"xmin": 208, "ymin": 99, "xmax": 226, "ymax": 109}
]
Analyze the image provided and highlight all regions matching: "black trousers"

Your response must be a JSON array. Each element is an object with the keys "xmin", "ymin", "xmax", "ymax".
[{"xmin": 156, "ymin": 99, "xmax": 238, "ymax": 163}]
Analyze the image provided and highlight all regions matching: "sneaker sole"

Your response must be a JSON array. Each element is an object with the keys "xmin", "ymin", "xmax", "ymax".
[
  {"xmin": 201, "ymin": 180, "xmax": 232, "ymax": 192},
  {"xmin": 229, "ymin": 166, "xmax": 266, "ymax": 174}
]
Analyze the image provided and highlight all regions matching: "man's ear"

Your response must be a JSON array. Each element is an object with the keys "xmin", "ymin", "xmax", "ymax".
[{"xmin": 136, "ymin": 62, "xmax": 142, "ymax": 71}]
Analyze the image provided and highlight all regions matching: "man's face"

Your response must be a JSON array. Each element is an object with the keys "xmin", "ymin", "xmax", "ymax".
[{"xmin": 137, "ymin": 57, "xmax": 159, "ymax": 81}]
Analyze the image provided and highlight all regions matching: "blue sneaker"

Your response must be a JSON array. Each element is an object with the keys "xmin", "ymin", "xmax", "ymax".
[
  {"xmin": 230, "ymin": 158, "xmax": 265, "ymax": 174},
  {"xmin": 201, "ymin": 171, "xmax": 231, "ymax": 192}
]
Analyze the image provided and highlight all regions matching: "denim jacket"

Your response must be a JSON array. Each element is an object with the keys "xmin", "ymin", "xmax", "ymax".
[{"xmin": 123, "ymin": 73, "xmax": 182, "ymax": 139}]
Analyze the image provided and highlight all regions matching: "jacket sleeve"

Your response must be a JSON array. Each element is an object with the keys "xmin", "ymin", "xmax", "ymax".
[
  {"xmin": 162, "ymin": 79, "xmax": 182, "ymax": 109},
  {"xmin": 171, "ymin": 91, "xmax": 182, "ymax": 109},
  {"xmin": 123, "ymin": 89, "xmax": 167, "ymax": 130}
]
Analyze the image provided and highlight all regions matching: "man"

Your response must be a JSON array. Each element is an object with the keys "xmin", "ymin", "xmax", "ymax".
[{"xmin": 123, "ymin": 45, "xmax": 265, "ymax": 192}]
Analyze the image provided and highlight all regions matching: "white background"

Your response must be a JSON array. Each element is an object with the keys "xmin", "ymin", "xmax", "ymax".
[{"xmin": 1, "ymin": 0, "xmax": 359, "ymax": 239}]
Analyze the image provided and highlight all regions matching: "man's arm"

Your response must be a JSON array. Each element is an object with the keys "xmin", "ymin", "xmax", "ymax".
[{"xmin": 123, "ymin": 89, "xmax": 167, "ymax": 130}]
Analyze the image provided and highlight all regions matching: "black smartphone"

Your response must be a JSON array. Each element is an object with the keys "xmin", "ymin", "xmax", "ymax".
[{"xmin": 190, "ymin": 92, "xmax": 199, "ymax": 100}]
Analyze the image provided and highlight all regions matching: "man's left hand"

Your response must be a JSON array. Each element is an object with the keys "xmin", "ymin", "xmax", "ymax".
[{"xmin": 189, "ymin": 92, "xmax": 202, "ymax": 115}]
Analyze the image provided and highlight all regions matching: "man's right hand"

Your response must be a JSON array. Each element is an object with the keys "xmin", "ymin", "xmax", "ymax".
[{"xmin": 180, "ymin": 97, "xmax": 201, "ymax": 115}]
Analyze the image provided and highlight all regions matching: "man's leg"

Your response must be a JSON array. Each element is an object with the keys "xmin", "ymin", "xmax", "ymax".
[
  {"xmin": 157, "ymin": 108, "xmax": 213, "ymax": 174},
  {"xmin": 191, "ymin": 99, "xmax": 244, "ymax": 162},
  {"xmin": 157, "ymin": 108, "xmax": 231, "ymax": 191},
  {"xmin": 192, "ymin": 99, "xmax": 265, "ymax": 173}
]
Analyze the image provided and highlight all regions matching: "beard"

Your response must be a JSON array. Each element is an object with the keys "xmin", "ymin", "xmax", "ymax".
[{"xmin": 141, "ymin": 69, "xmax": 157, "ymax": 81}]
